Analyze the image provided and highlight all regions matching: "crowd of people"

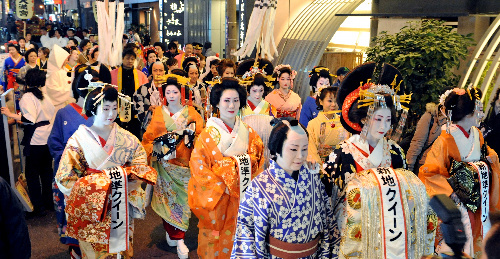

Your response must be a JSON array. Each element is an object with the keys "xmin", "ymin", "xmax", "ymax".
[{"xmin": 1, "ymin": 25, "xmax": 500, "ymax": 259}]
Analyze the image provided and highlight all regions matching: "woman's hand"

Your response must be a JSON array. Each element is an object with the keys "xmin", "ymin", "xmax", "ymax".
[{"xmin": 1, "ymin": 107, "xmax": 12, "ymax": 117}]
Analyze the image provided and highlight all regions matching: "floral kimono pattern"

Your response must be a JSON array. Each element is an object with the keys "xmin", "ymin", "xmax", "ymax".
[
  {"xmin": 55, "ymin": 124, "xmax": 157, "ymax": 255},
  {"xmin": 188, "ymin": 117, "xmax": 265, "ymax": 258},
  {"xmin": 231, "ymin": 160, "xmax": 336, "ymax": 258},
  {"xmin": 142, "ymin": 105, "xmax": 203, "ymax": 231},
  {"xmin": 265, "ymin": 89, "xmax": 302, "ymax": 119}
]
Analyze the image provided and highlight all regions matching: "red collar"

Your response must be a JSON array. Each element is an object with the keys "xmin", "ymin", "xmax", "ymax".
[
  {"xmin": 456, "ymin": 124, "xmax": 470, "ymax": 138},
  {"xmin": 353, "ymin": 143, "xmax": 374, "ymax": 157},
  {"xmin": 69, "ymin": 103, "xmax": 88, "ymax": 120},
  {"xmin": 223, "ymin": 122, "xmax": 233, "ymax": 133},
  {"xmin": 247, "ymin": 100, "xmax": 257, "ymax": 111}
]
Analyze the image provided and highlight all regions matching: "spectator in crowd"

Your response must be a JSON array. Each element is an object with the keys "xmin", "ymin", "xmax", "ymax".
[
  {"xmin": 77, "ymin": 39, "xmax": 91, "ymax": 64},
  {"xmin": 18, "ymin": 37, "xmax": 26, "ymax": 54},
  {"xmin": 89, "ymin": 34, "xmax": 97, "ymax": 45},
  {"xmin": 66, "ymin": 28, "xmax": 81, "ymax": 43},
  {"xmin": 25, "ymin": 31, "xmax": 32, "ymax": 47},
  {"xmin": 1, "ymin": 69, "xmax": 55, "ymax": 216},
  {"xmin": 203, "ymin": 41, "xmax": 216, "ymax": 57},
  {"xmin": 332, "ymin": 66, "xmax": 350, "ymax": 88},
  {"xmin": 40, "ymin": 27, "xmax": 51, "ymax": 48},
  {"xmin": 166, "ymin": 57, "xmax": 178, "ymax": 73},
  {"xmin": 82, "ymin": 29, "xmax": 89, "ymax": 40},
  {"xmin": 66, "ymin": 38, "xmax": 78, "ymax": 49},
  {"xmin": 37, "ymin": 47, "xmax": 49, "ymax": 71},
  {"xmin": 52, "ymin": 29, "xmax": 68, "ymax": 48},
  {"xmin": 165, "ymin": 41, "xmax": 179, "ymax": 59},
  {"xmin": 0, "ymin": 176, "xmax": 31, "ymax": 259}
]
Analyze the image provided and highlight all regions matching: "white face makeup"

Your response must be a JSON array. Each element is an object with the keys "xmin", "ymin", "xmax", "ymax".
[
  {"xmin": 367, "ymin": 108, "xmax": 392, "ymax": 143},
  {"xmin": 316, "ymin": 77, "xmax": 330, "ymax": 91},
  {"xmin": 319, "ymin": 92, "xmax": 337, "ymax": 112},
  {"xmin": 217, "ymin": 89, "xmax": 240, "ymax": 122},
  {"xmin": 278, "ymin": 73, "xmax": 291, "ymax": 91},
  {"xmin": 276, "ymin": 128, "xmax": 308, "ymax": 174},
  {"xmin": 249, "ymin": 85, "xmax": 265, "ymax": 103},
  {"xmin": 94, "ymin": 100, "xmax": 118, "ymax": 126},
  {"xmin": 165, "ymin": 85, "xmax": 181, "ymax": 106}
]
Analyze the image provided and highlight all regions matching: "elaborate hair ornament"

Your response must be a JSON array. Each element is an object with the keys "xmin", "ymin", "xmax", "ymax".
[
  {"xmin": 143, "ymin": 46, "xmax": 158, "ymax": 59},
  {"xmin": 358, "ymin": 84, "xmax": 412, "ymax": 111},
  {"xmin": 155, "ymin": 74, "xmax": 190, "ymax": 86},
  {"xmin": 308, "ymin": 67, "xmax": 335, "ymax": 78},
  {"xmin": 206, "ymin": 76, "xmax": 222, "ymax": 86},
  {"xmin": 274, "ymin": 64, "xmax": 297, "ymax": 79}
]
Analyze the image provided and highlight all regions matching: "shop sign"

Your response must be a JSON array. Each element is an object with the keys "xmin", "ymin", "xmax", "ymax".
[{"xmin": 16, "ymin": 0, "xmax": 34, "ymax": 19}]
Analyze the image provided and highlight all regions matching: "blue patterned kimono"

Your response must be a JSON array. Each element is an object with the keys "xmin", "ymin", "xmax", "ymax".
[
  {"xmin": 231, "ymin": 160, "xmax": 336, "ymax": 258},
  {"xmin": 299, "ymin": 96, "xmax": 319, "ymax": 128},
  {"xmin": 47, "ymin": 103, "xmax": 93, "ymax": 246}
]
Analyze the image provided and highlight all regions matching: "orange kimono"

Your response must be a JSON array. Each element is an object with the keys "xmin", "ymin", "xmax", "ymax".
[
  {"xmin": 142, "ymin": 105, "xmax": 203, "ymax": 232},
  {"xmin": 188, "ymin": 117, "xmax": 264, "ymax": 258},
  {"xmin": 419, "ymin": 126, "xmax": 500, "ymax": 257}
]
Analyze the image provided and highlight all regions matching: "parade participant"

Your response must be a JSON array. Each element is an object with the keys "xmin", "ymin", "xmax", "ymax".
[
  {"xmin": 66, "ymin": 38, "xmax": 79, "ymax": 49},
  {"xmin": 77, "ymin": 39, "xmax": 92, "ymax": 64},
  {"xmin": 87, "ymin": 46, "xmax": 112, "ymax": 83},
  {"xmin": 184, "ymin": 61, "xmax": 205, "ymax": 107},
  {"xmin": 16, "ymin": 48, "xmax": 39, "ymax": 92},
  {"xmin": 175, "ymin": 43, "xmax": 193, "ymax": 67},
  {"xmin": 63, "ymin": 46, "xmax": 80, "ymax": 78},
  {"xmin": 200, "ymin": 56, "xmax": 220, "ymax": 84},
  {"xmin": 231, "ymin": 118, "xmax": 335, "ymax": 258},
  {"xmin": 154, "ymin": 42, "xmax": 168, "ymax": 63},
  {"xmin": 142, "ymin": 76, "xmax": 203, "ymax": 259},
  {"xmin": 111, "ymin": 48, "xmax": 148, "ymax": 139},
  {"xmin": 18, "ymin": 37, "xmax": 26, "ymax": 54},
  {"xmin": 1, "ymin": 69, "xmax": 55, "ymax": 216},
  {"xmin": 217, "ymin": 59, "xmax": 236, "ymax": 78},
  {"xmin": 332, "ymin": 66, "xmax": 349, "ymax": 88},
  {"xmin": 299, "ymin": 66, "xmax": 333, "ymax": 127},
  {"xmin": 483, "ymin": 88, "xmax": 500, "ymax": 154},
  {"xmin": 25, "ymin": 32, "xmax": 32, "ymax": 48},
  {"xmin": 45, "ymin": 45, "xmax": 72, "ymax": 111},
  {"xmin": 306, "ymin": 87, "xmax": 349, "ymax": 165},
  {"xmin": 188, "ymin": 78, "xmax": 264, "ymax": 258},
  {"xmin": 2, "ymin": 43, "xmax": 25, "ymax": 91},
  {"xmin": 241, "ymin": 74, "xmax": 276, "ymax": 117},
  {"xmin": 48, "ymin": 68, "xmax": 97, "ymax": 258},
  {"xmin": 419, "ymin": 87, "xmax": 500, "ymax": 258},
  {"xmin": 323, "ymin": 62, "xmax": 435, "ymax": 258},
  {"xmin": 37, "ymin": 47, "xmax": 49, "ymax": 71},
  {"xmin": 55, "ymin": 85, "xmax": 157, "ymax": 258},
  {"xmin": 165, "ymin": 42, "xmax": 179, "ymax": 59},
  {"xmin": 133, "ymin": 61, "xmax": 167, "ymax": 129},
  {"xmin": 265, "ymin": 64, "xmax": 301, "ymax": 119},
  {"xmin": 142, "ymin": 49, "xmax": 157, "ymax": 79}
]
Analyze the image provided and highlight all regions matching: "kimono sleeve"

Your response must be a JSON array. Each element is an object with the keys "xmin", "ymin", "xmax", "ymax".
[
  {"xmin": 418, "ymin": 137, "xmax": 454, "ymax": 197},
  {"xmin": 319, "ymin": 176, "xmax": 336, "ymax": 258},
  {"xmin": 486, "ymin": 145, "xmax": 500, "ymax": 210},
  {"xmin": 307, "ymin": 120, "xmax": 321, "ymax": 164},
  {"xmin": 19, "ymin": 94, "xmax": 38, "ymax": 124},
  {"xmin": 55, "ymin": 141, "xmax": 89, "ymax": 196},
  {"xmin": 231, "ymin": 180, "xmax": 270, "ymax": 258},
  {"xmin": 296, "ymin": 104, "xmax": 302, "ymax": 120},
  {"xmin": 47, "ymin": 108, "xmax": 66, "ymax": 167},
  {"xmin": 141, "ymin": 107, "xmax": 168, "ymax": 163},
  {"xmin": 125, "ymin": 136, "xmax": 157, "ymax": 185}
]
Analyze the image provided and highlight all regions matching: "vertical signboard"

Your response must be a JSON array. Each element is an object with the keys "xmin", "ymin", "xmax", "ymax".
[
  {"xmin": 160, "ymin": 0, "xmax": 185, "ymax": 45},
  {"xmin": 238, "ymin": 0, "xmax": 246, "ymax": 49}
]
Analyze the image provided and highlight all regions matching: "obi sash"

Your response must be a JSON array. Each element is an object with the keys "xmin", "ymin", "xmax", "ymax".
[
  {"xmin": 277, "ymin": 109, "xmax": 297, "ymax": 118},
  {"xmin": 269, "ymin": 235, "xmax": 319, "ymax": 259}
]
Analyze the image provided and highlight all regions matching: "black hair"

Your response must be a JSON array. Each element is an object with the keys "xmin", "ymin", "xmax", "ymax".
[
  {"xmin": 68, "ymin": 38, "xmax": 78, "ymax": 46},
  {"xmin": 166, "ymin": 58, "xmax": 178, "ymax": 67},
  {"xmin": 24, "ymin": 48, "xmax": 37, "ymax": 60},
  {"xmin": 83, "ymin": 29, "xmax": 89, "ymax": 34},
  {"xmin": 124, "ymin": 43, "xmax": 138, "ymax": 51},
  {"xmin": 89, "ymin": 46, "xmax": 99, "ymax": 59},
  {"xmin": 55, "ymin": 28, "xmax": 63, "ymax": 36},
  {"xmin": 184, "ymin": 64, "xmax": 199, "ymax": 76},
  {"xmin": 485, "ymin": 212, "xmax": 500, "ymax": 259},
  {"xmin": 204, "ymin": 41, "xmax": 212, "ymax": 50},
  {"xmin": 161, "ymin": 77, "xmax": 182, "ymax": 94},
  {"xmin": 123, "ymin": 34, "xmax": 129, "ymax": 40},
  {"xmin": 170, "ymin": 68, "xmax": 187, "ymax": 77},
  {"xmin": 210, "ymin": 59, "xmax": 220, "ymax": 68},
  {"xmin": 39, "ymin": 47, "xmax": 50, "ymax": 58},
  {"xmin": 62, "ymin": 46, "xmax": 77, "ymax": 55},
  {"xmin": 73, "ymin": 67, "xmax": 99, "ymax": 100},
  {"xmin": 348, "ymin": 94, "xmax": 397, "ymax": 127},
  {"xmin": 217, "ymin": 59, "xmax": 236, "ymax": 77},
  {"xmin": 84, "ymin": 85, "xmax": 119, "ymax": 118},
  {"xmin": 248, "ymin": 73, "xmax": 271, "ymax": 96},
  {"xmin": 25, "ymin": 31, "xmax": 31, "ymax": 35},
  {"xmin": 268, "ymin": 118, "xmax": 309, "ymax": 158},
  {"xmin": 122, "ymin": 48, "xmax": 137, "ymax": 59},
  {"xmin": 80, "ymin": 39, "xmax": 90, "ymax": 50},
  {"xmin": 67, "ymin": 28, "xmax": 75, "ymax": 33},
  {"xmin": 209, "ymin": 78, "xmax": 247, "ymax": 110},
  {"xmin": 153, "ymin": 42, "xmax": 165, "ymax": 51},
  {"xmin": 182, "ymin": 57, "xmax": 199, "ymax": 71},
  {"xmin": 7, "ymin": 43, "xmax": 20, "ymax": 53},
  {"xmin": 444, "ymin": 88, "xmax": 482, "ymax": 122},
  {"xmin": 316, "ymin": 87, "xmax": 337, "ymax": 110},
  {"xmin": 18, "ymin": 37, "xmax": 26, "ymax": 42},
  {"xmin": 25, "ymin": 69, "xmax": 46, "ymax": 101},
  {"xmin": 167, "ymin": 42, "xmax": 177, "ymax": 50},
  {"xmin": 41, "ymin": 27, "xmax": 47, "ymax": 31},
  {"xmin": 145, "ymin": 49, "xmax": 157, "ymax": 60},
  {"xmin": 309, "ymin": 67, "xmax": 333, "ymax": 92}
]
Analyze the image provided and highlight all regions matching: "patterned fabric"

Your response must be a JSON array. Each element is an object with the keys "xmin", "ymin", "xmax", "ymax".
[
  {"xmin": 142, "ymin": 105, "xmax": 203, "ymax": 231},
  {"xmin": 1, "ymin": 56, "xmax": 25, "ymax": 91},
  {"xmin": 241, "ymin": 100, "xmax": 276, "ymax": 117},
  {"xmin": 133, "ymin": 82, "xmax": 163, "ymax": 128},
  {"xmin": 265, "ymin": 89, "xmax": 302, "ymax": 120},
  {"xmin": 188, "ymin": 118, "xmax": 265, "ymax": 258},
  {"xmin": 419, "ymin": 127, "xmax": 500, "ymax": 258},
  {"xmin": 231, "ymin": 160, "xmax": 335, "ymax": 258},
  {"xmin": 55, "ymin": 124, "xmax": 157, "ymax": 254}
]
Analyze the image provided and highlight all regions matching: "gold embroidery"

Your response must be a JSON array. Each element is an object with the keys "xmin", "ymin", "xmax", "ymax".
[
  {"xmin": 347, "ymin": 188, "xmax": 362, "ymax": 209},
  {"xmin": 348, "ymin": 224, "xmax": 362, "ymax": 241},
  {"xmin": 207, "ymin": 126, "xmax": 221, "ymax": 145},
  {"xmin": 427, "ymin": 213, "xmax": 438, "ymax": 234}
]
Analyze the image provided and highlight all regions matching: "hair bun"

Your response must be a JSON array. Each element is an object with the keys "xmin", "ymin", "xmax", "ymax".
[{"xmin": 290, "ymin": 120, "xmax": 299, "ymax": 126}]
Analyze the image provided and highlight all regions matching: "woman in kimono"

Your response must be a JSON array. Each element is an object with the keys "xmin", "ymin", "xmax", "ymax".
[
  {"xmin": 419, "ymin": 88, "xmax": 500, "ymax": 258},
  {"xmin": 55, "ymin": 85, "xmax": 157, "ymax": 258},
  {"xmin": 16, "ymin": 48, "xmax": 39, "ymax": 92},
  {"xmin": 300, "ymin": 66, "xmax": 333, "ymax": 128},
  {"xmin": 217, "ymin": 59, "xmax": 236, "ymax": 78},
  {"xmin": 241, "ymin": 73, "xmax": 276, "ymax": 117},
  {"xmin": 307, "ymin": 87, "xmax": 349, "ymax": 165},
  {"xmin": 323, "ymin": 63, "xmax": 435, "ymax": 258},
  {"xmin": 2, "ymin": 43, "xmax": 25, "ymax": 91},
  {"xmin": 48, "ymin": 68, "xmax": 97, "ymax": 258},
  {"xmin": 265, "ymin": 65, "xmax": 301, "ymax": 119},
  {"xmin": 142, "ymin": 49, "xmax": 157, "ymax": 80},
  {"xmin": 142, "ymin": 76, "xmax": 203, "ymax": 259},
  {"xmin": 188, "ymin": 78, "xmax": 265, "ymax": 258},
  {"xmin": 232, "ymin": 118, "xmax": 335, "ymax": 258}
]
